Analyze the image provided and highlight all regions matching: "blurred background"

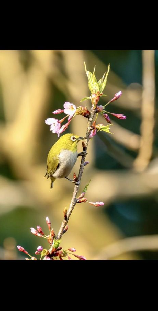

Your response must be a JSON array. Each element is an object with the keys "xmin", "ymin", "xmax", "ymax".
[{"xmin": 0, "ymin": 50, "xmax": 158, "ymax": 260}]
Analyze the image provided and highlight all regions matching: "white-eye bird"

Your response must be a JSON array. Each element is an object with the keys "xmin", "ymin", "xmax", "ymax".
[{"xmin": 45, "ymin": 133, "xmax": 84, "ymax": 188}]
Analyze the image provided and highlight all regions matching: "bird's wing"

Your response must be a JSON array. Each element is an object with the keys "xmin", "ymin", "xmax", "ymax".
[{"xmin": 47, "ymin": 153, "xmax": 60, "ymax": 176}]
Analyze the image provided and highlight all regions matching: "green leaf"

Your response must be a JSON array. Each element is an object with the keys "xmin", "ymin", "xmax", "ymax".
[
  {"xmin": 84, "ymin": 62, "xmax": 99, "ymax": 94},
  {"xmin": 53, "ymin": 239, "xmax": 61, "ymax": 249},
  {"xmin": 62, "ymin": 250, "xmax": 67, "ymax": 257},
  {"xmin": 80, "ymin": 96, "xmax": 91, "ymax": 102},
  {"xmin": 41, "ymin": 249, "xmax": 48, "ymax": 258},
  {"xmin": 96, "ymin": 124, "xmax": 112, "ymax": 134},
  {"xmin": 98, "ymin": 64, "xmax": 110, "ymax": 93},
  {"xmin": 82, "ymin": 179, "xmax": 91, "ymax": 193}
]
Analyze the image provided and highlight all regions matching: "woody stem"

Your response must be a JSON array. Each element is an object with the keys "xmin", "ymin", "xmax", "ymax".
[{"xmin": 50, "ymin": 101, "xmax": 98, "ymax": 250}]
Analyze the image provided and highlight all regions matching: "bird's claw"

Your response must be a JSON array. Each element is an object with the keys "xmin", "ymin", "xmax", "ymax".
[
  {"xmin": 65, "ymin": 176, "xmax": 80, "ymax": 186},
  {"xmin": 77, "ymin": 151, "xmax": 87, "ymax": 157}
]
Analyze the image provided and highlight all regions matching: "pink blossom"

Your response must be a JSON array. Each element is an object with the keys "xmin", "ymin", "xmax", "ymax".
[
  {"xmin": 64, "ymin": 102, "xmax": 76, "ymax": 119},
  {"xmin": 45, "ymin": 118, "xmax": 61, "ymax": 136}
]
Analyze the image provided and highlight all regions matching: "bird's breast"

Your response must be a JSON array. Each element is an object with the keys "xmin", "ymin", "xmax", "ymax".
[{"xmin": 53, "ymin": 149, "xmax": 78, "ymax": 178}]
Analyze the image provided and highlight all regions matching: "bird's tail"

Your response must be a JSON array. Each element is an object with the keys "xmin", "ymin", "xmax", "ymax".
[
  {"xmin": 50, "ymin": 176, "xmax": 55, "ymax": 188},
  {"xmin": 44, "ymin": 169, "xmax": 55, "ymax": 189}
]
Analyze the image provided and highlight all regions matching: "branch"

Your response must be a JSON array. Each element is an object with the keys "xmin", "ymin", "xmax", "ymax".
[{"xmin": 54, "ymin": 108, "xmax": 96, "ymax": 245}]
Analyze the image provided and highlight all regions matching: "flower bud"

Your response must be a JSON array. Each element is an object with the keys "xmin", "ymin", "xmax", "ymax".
[
  {"xmin": 103, "ymin": 113, "xmax": 111, "ymax": 124},
  {"xmin": 114, "ymin": 91, "xmax": 122, "ymax": 99},
  {"xmin": 73, "ymin": 173, "xmax": 78, "ymax": 182},
  {"xmin": 89, "ymin": 128, "xmax": 97, "ymax": 138},
  {"xmin": 30, "ymin": 227, "xmax": 38, "ymax": 235},
  {"xmin": 89, "ymin": 201, "xmax": 104, "ymax": 207},
  {"xmin": 109, "ymin": 91, "xmax": 122, "ymax": 103},
  {"xmin": 30, "ymin": 227, "xmax": 42, "ymax": 237},
  {"xmin": 37, "ymin": 226, "xmax": 44, "ymax": 235},
  {"xmin": 77, "ymin": 192, "xmax": 85, "ymax": 200},
  {"xmin": 77, "ymin": 197, "xmax": 87, "ymax": 203},
  {"xmin": 17, "ymin": 245, "xmax": 29, "ymax": 255},
  {"xmin": 35, "ymin": 251, "xmax": 40, "ymax": 255},
  {"xmin": 37, "ymin": 246, "xmax": 43, "ymax": 252},
  {"xmin": 73, "ymin": 254, "xmax": 86, "ymax": 260},
  {"xmin": 110, "ymin": 113, "xmax": 126, "ymax": 120},
  {"xmin": 68, "ymin": 248, "xmax": 76, "ymax": 252},
  {"xmin": 96, "ymin": 105, "xmax": 104, "ymax": 112},
  {"xmin": 51, "ymin": 229, "xmax": 55, "ymax": 238},
  {"xmin": 46, "ymin": 217, "xmax": 51, "ymax": 231},
  {"xmin": 52, "ymin": 109, "xmax": 64, "ymax": 114}
]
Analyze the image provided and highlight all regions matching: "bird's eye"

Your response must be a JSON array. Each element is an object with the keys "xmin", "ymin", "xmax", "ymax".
[{"xmin": 71, "ymin": 136, "xmax": 77, "ymax": 142}]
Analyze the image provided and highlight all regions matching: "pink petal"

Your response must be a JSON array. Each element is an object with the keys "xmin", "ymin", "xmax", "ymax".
[
  {"xmin": 45, "ymin": 118, "xmax": 56, "ymax": 125},
  {"xmin": 63, "ymin": 102, "xmax": 76, "ymax": 116}
]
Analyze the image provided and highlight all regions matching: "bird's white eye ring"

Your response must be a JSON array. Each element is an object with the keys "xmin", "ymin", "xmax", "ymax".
[{"xmin": 71, "ymin": 136, "xmax": 77, "ymax": 142}]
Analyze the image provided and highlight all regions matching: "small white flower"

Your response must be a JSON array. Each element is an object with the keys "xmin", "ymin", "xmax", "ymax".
[
  {"xmin": 64, "ymin": 102, "xmax": 76, "ymax": 118},
  {"xmin": 45, "ymin": 118, "xmax": 61, "ymax": 135}
]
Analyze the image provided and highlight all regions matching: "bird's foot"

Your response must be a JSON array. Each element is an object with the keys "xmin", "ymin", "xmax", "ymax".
[
  {"xmin": 77, "ymin": 151, "xmax": 87, "ymax": 157},
  {"xmin": 65, "ymin": 176, "xmax": 80, "ymax": 186},
  {"xmin": 65, "ymin": 176, "xmax": 74, "ymax": 183}
]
